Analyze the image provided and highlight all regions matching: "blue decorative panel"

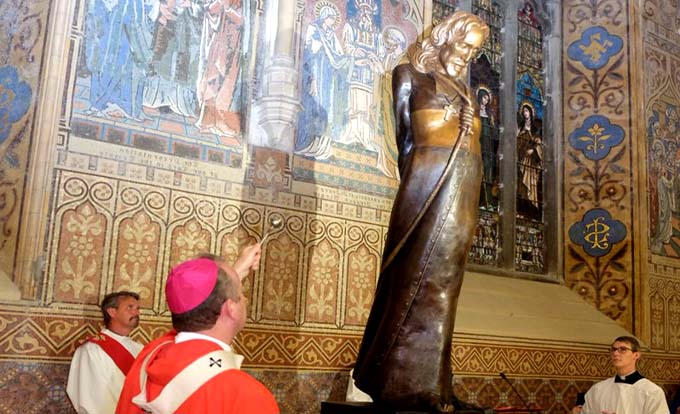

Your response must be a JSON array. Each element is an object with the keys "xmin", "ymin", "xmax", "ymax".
[
  {"xmin": 569, "ymin": 208, "xmax": 627, "ymax": 257},
  {"xmin": 569, "ymin": 115, "xmax": 625, "ymax": 161},
  {"xmin": 567, "ymin": 26, "xmax": 623, "ymax": 70},
  {"xmin": 0, "ymin": 66, "xmax": 31, "ymax": 146}
]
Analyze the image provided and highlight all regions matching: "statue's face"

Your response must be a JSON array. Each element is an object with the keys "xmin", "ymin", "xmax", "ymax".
[{"xmin": 438, "ymin": 27, "xmax": 484, "ymax": 78}]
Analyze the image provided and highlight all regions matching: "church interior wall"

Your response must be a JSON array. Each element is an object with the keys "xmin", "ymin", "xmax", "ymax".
[{"xmin": 1, "ymin": 0, "xmax": 679, "ymax": 413}]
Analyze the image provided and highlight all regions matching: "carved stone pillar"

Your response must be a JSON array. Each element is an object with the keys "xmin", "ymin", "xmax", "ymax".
[{"xmin": 251, "ymin": 0, "xmax": 300, "ymax": 153}]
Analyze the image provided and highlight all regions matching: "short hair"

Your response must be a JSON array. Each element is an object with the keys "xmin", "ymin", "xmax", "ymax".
[
  {"xmin": 613, "ymin": 335, "xmax": 640, "ymax": 352},
  {"xmin": 195, "ymin": 252, "xmax": 222, "ymax": 261},
  {"xmin": 101, "ymin": 291, "xmax": 140, "ymax": 327},
  {"xmin": 171, "ymin": 257, "xmax": 241, "ymax": 332}
]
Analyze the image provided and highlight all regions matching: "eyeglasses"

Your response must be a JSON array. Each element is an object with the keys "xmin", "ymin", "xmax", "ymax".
[{"xmin": 610, "ymin": 346, "xmax": 633, "ymax": 353}]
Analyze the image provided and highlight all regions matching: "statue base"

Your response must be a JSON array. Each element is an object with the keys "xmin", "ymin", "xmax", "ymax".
[{"xmin": 320, "ymin": 401, "xmax": 491, "ymax": 414}]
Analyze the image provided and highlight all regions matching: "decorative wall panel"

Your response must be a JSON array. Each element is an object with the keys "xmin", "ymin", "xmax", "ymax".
[
  {"xmin": 563, "ymin": 0, "xmax": 635, "ymax": 330},
  {"xmin": 0, "ymin": 345, "xmax": 677, "ymax": 414},
  {"xmin": 649, "ymin": 260, "xmax": 680, "ymax": 351},
  {"xmin": 643, "ymin": 0, "xmax": 680, "ymax": 353},
  {"xmin": 0, "ymin": 0, "xmax": 50, "ymax": 284},
  {"xmin": 42, "ymin": 170, "xmax": 385, "ymax": 331}
]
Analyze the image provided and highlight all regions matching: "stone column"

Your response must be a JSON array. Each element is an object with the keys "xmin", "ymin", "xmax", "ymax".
[{"xmin": 251, "ymin": 0, "xmax": 301, "ymax": 153}]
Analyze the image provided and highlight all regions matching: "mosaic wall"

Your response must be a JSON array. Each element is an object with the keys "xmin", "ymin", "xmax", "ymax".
[
  {"xmin": 0, "ymin": 362, "xmax": 604, "ymax": 414},
  {"xmin": 0, "ymin": 0, "xmax": 50, "ymax": 284},
  {"xmin": 642, "ymin": 0, "xmax": 680, "ymax": 183},
  {"xmin": 562, "ymin": 0, "xmax": 635, "ymax": 330},
  {"xmin": 292, "ymin": 0, "xmax": 418, "ymax": 183},
  {"xmin": 41, "ymin": 169, "xmax": 387, "ymax": 333},
  {"xmin": 63, "ymin": 0, "xmax": 421, "ymax": 200},
  {"xmin": 642, "ymin": 0, "xmax": 680, "ymax": 352},
  {"xmin": 1, "ymin": 335, "xmax": 679, "ymax": 414},
  {"xmin": 3, "ymin": 0, "xmax": 680, "ymax": 413}
]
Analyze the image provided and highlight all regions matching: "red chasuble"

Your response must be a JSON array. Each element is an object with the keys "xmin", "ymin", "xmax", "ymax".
[{"xmin": 116, "ymin": 331, "xmax": 279, "ymax": 414}]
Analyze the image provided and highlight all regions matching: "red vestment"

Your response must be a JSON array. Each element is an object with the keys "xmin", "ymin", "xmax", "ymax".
[
  {"xmin": 116, "ymin": 331, "xmax": 278, "ymax": 414},
  {"xmin": 67, "ymin": 329, "xmax": 143, "ymax": 414},
  {"xmin": 88, "ymin": 332, "xmax": 136, "ymax": 374}
]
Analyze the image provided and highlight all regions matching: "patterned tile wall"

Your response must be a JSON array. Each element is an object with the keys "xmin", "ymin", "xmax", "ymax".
[
  {"xmin": 1, "ymin": 349, "xmax": 678, "ymax": 414},
  {"xmin": 42, "ymin": 169, "xmax": 384, "ymax": 332},
  {"xmin": 0, "ymin": 361, "xmax": 607, "ymax": 414}
]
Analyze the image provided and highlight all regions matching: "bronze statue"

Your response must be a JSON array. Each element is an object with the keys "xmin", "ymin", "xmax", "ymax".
[{"xmin": 352, "ymin": 11, "xmax": 489, "ymax": 413}]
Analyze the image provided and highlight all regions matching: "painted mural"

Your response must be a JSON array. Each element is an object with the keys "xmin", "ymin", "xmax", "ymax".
[
  {"xmin": 647, "ymin": 99, "xmax": 680, "ymax": 257},
  {"xmin": 69, "ymin": 0, "xmax": 254, "ymax": 169},
  {"xmin": 643, "ymin": 0, "xmax": 680, "ymax": 352},
  {"xmin": 66, "ymin": 0, "xmax": 421, "ymax": 198},
  {"xmin": 643, "ymin": 1, "xmax": 680, "ymax": 259},
  {"xmin": 292, "ymin": 0, "xmax": 418, "ymax": 195},
  {"xmin": 0, "ymin": 0, "xmax": 50, "ymax": 285}
]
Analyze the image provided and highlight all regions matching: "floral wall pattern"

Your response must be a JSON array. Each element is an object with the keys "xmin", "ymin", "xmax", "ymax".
[
  {"xmin": 41, "ymin": 170, "xmax": 385, "ymax": 328},
  {"xmin": 563, "ymin": 1, "xmax": 635, "ymax": 330},
  {"xmin": 0, "ymin": 0, "xmax": 49, "ymax": 286}
]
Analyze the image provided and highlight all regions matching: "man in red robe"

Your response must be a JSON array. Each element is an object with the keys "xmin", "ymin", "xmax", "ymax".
[{"xmin": 116, "ymin": 246, "xmax": 279, "ymax": 414}]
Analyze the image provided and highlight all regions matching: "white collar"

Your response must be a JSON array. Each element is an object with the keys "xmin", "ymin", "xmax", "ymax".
[
  {"xmin": 175, "ymin": 331, "xmax": 233, "ymax": 353},
  {"xmin": 102, "ymin": 328, "xmax": 131, "ymax": 342},
  {"xmin": 618, "ymin": 369, "xmax": 637, "ymax": 379}
]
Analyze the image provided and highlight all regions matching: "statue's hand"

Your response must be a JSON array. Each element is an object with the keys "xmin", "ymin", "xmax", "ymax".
[{"xmin": 460, "ymin": 104, "xmax": 475, "ymax": 136}]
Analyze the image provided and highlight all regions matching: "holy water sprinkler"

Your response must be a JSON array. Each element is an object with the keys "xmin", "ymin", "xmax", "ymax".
[{"xmin": 260, "ymin": 216, "xmax": 284, "ymax": 244}]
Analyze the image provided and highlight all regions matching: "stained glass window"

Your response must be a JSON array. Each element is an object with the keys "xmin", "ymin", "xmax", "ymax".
[
  {"xmin": 465, "ymin": 0, "xmax": 555, "ymax": 277},
  {"xmin": 515, "ymin": 0, "xmax": 545, "ymax": 273},
  {"xmin": 469, "ymin": 0, "xmax": 503, "ymax": 267},
  {"xmin": 432, "ymin": 0, "xmax": 459, "ymax": 26},
  {"xmin": 472, "ymin": 0, "xmax": 503, "ymax": 71}
]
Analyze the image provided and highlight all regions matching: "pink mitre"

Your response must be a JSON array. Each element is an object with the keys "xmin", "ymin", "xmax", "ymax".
[{"xmin": 166, "ymin": 258, "xmax": 218, "ymax": 314}]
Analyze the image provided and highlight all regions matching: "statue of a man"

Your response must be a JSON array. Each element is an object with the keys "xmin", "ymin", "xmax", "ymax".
[{"xmin": 352, "ymin": 11, "xmax": 489, "ymax": 413}]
